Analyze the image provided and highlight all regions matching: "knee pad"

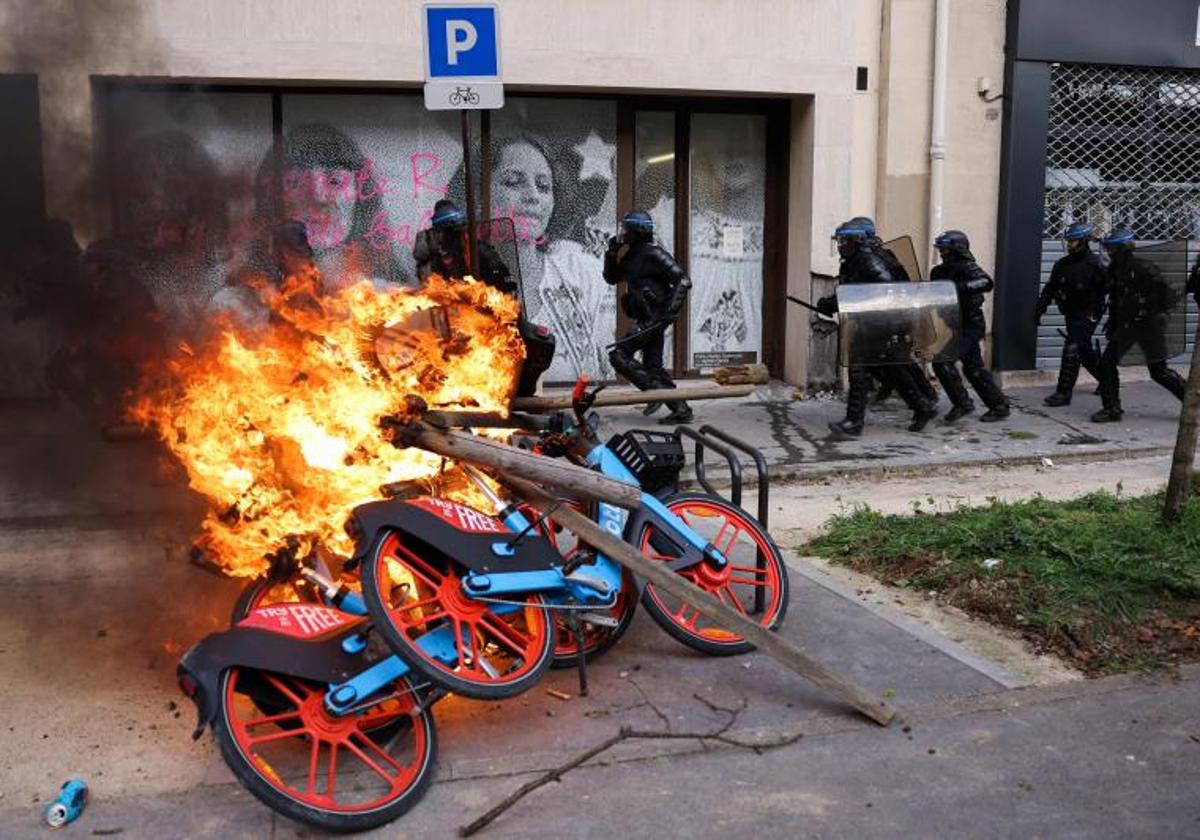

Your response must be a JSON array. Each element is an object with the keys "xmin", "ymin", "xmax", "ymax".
[{"xmin": 608, "ymin": 349, "xmax": 633, "ymax": 373}]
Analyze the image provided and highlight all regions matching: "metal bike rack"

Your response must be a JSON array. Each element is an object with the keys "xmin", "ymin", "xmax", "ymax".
[{"xmin": 636, "ymin": 424, "xmax": 772, "ymax": 615}]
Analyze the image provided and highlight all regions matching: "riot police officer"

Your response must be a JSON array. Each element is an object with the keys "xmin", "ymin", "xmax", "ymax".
[
  {"xmin": 604, "ymin": 210, "xmax": 693, "ymax": 424},
  {"xmin": 817, "ymin": 217, "xmax": 938, "ymax": 437},
  {"xmin": 412, "ymin": 200, "xmax": 513, "ymax": 291},
  {"xmin": 1092, "ymin": 228, "xmax": 1185, "ymax": 423},
  {"xmin": 413, "ymin": 200, "xmax": 553, "ymax": 396},
  {"xmin": 1034, "ymin": 222, "xmax": 1106, "ymax": 406},
  {"xmin": 930, "ymin": 230, "xmax": 1010, "ymax": 422}
]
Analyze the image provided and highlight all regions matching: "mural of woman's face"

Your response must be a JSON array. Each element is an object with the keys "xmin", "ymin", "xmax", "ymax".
[
  {"xmin": 491, "ymin": 142, "xmax": 554, "ymax": 245},
  {"xmin": 283, "ymin": 166, "xmax": 357, "ymax": 252}
]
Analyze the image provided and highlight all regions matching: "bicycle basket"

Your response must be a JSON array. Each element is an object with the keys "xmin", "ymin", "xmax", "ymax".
[{"xmin": 606, "ymin": 430, "xmax": 685, "ymax": 493}]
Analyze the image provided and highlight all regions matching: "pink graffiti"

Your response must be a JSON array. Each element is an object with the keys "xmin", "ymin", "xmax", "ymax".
[
  {"xmin": 411, "ymin": 153, "xmax": 447, "ymax": 199},
  {"xmin": 282, "ymin": 158, "xmax": 393, "ymax": 204},
  {"xmin": 364, "ymin": 209, "xmax": 435, "ymax": 250}
]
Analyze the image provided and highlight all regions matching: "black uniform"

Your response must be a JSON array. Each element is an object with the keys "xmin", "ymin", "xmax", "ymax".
[
  {"xmin": 604, "ymin": 238, "xmax": 692, "ymax": 420},
  {"xmin": 1035, "ymin": 247, "xmax": 1106, "ymax": 401},
  {"xmin": 1096, "ymin": 250, "xmax": 1184, "ymax": 414},
  {"xmin": 930, "ymin": 254, "xmax": 1009, "ymax": 417},
  {"xmin": 413, "ymin": 227, "xmax": 514, "ymax": 292},
  {"xmin": 817, "ymin": 245, "xmax": 937, "ymax": 431}
]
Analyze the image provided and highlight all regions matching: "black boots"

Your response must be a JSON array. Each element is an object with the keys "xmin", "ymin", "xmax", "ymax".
[
  {"xmin": 908, "ymin": 406, "xmax": 938, "ymax": 432},
  {"xmin": 1091, "ymin": 407, "xmax": 1123, "ymax": 423},
  {"xmin": 980, "ymin": 404, "xmax": 1011, "ymax": 422},
  {"xmin": 944, "ymin": 403, "xmax": 975, "ymax": 422},
  {"xmin": 659, "ymin": 401, "xmax": 693, "ymax": 425},
  {"xmin": 828, "ymin": 418, "xmax": 864, "ymax": 438},
  {"xmin": 1045, "ymin": 348, "xmax": 1082, "ymax": 407}
]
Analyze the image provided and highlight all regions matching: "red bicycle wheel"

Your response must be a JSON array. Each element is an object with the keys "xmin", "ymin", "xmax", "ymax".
[
  {"xmin": 213, "ymin": 668, "xmax": 436, "ymax": 832},
  {"xmin": 638, "ymin": 493, "xmax": 789, "ymax": 656},
  {"xmin": 361, "ymin": 531, "xmax": 553, "ymax": 700}
]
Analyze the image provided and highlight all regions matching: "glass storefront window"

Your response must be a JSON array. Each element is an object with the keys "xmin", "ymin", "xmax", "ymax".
[
  {"xmin": 688, "ymin": 113, "xmax": 767, "ymax": 370},
  {"xmin": 281, "ymin": 94, "xmax": 469, "ymax": 288},
  {"xmin": 491, "ymin": 98, "xmax": 618, "ymax": 383},
  {"xmin": 635, "ymin": 111, "xmax": 677, "ymax": 368},
  {"xmin": 104, "ymin": 89, "xmax": 273, "ymax": 340}
]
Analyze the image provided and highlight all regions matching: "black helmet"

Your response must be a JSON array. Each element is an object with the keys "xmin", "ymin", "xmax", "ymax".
[
  {"xmin": 1063, "ymin": 221, "xmax": 1094, "ymax": 242},
  {"xmin": 1100, "ymin": 228, "xmax": 1135, "ymax": 252},
  {"xmin": 431, "ymin": 200, "xmax": 467, "ymax": 230},
  {"xmin": 834, "ymin": 217, "xmax": 876, "ymax": 240},
  {"xmin": 833, "ymin": 217, "xmax": 876, "ymax": 258},
  {"xmin": 934, "ymin": 229, "xmax": 973, "ymax": 261},
  {"xmin": 620, "ymin": 210, "xmax": 655, "ymax": 243}
]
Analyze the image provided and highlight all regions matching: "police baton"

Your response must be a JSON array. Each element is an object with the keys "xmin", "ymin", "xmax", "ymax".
[
  {"xmin": 606, "ymin": 321, "xmax": 668, "ymax": 350},
  {"xmin": 786, "ymin": 294, "xmax": 823, "ymax": 314}
]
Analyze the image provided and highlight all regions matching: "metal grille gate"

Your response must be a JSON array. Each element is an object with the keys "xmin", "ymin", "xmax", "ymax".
[{"xmin": 1038, "ymin": 62, "xmax": 1200, "ymax": 368}]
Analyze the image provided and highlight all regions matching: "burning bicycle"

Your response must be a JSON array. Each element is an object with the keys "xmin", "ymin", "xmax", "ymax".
[
  {"xmin": 177, "ymin": 377, "xmax": 788, "ymax": 831},
  {"xmin": 143, "ymin": 268, "xmax": 788, "ymax": 831}
]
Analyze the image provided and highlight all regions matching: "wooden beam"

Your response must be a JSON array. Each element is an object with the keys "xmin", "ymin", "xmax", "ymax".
[
  {"xmin": 512, "ymin": 384, "xmax": 754, "ymax": 413},
  {"xmin": 505, "ymin": 475, "xmax": 897, "ymax": 726},
  {"xmin": 394, "ymin": 421, "xmax": 642, "ymax": 509}
]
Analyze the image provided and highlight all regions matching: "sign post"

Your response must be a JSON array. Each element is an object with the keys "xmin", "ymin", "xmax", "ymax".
[{"xmin": 422, "ymin": 4, "xmax": 503, "ymax": 275}]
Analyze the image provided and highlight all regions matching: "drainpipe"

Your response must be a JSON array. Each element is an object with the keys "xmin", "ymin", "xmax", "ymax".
[{"xmin": 927, "ymin": 0, "xmax": 949, "ymax": 272}]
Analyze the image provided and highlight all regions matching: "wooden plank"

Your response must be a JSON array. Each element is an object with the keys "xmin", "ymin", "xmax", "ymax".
[
  {"xmin": 504, "ymin": 474, "xmax": 897, "ymax": 726},
  {"xmin": 512, "ymin": 384, "xmax": 754, "ymax": 413},
  {"xmin": 394, "ymin": 421, "xmax": 642, "ymax": 509}
]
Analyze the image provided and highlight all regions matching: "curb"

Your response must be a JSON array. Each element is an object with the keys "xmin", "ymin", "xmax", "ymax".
[
  {"xmin": 780, "ymin": 552, "xmax": 1029, "ymax": 689},
  {"xmin": 678, "ymin": 443, "xmax": 1172, "ymax": 492}
]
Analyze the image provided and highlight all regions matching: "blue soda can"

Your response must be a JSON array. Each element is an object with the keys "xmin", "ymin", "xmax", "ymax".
[{"xmin": 44, "ymin": 779, "xmax": 88, "ymax": 828}]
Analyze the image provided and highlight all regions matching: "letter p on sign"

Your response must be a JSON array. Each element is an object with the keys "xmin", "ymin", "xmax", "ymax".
[
  {"xmin": 446, "ymin": 20, "xmax": 477, "ymax": 65},
  {"xmin": 424, "ymin": 5, "xmax": 500, "ymax": 79}
]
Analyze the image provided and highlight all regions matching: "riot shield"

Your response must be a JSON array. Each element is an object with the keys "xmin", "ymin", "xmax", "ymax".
[
  {"xmin": 882, "ymin": 235, "xmax": 922, "ymax": 282},
  {"xmin": 477, "ymin": 217, "xmax": 523, "ymax": 305},
  {"xmin": 837, "ymin": 280, "xmax": 960, "ymax": 366},
  {"xmin": 1116, "ymin": 239, "xmax": 1188, "ymax": 366}
]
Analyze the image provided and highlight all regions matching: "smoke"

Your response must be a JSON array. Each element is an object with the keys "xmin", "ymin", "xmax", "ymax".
[
  {"xmin": 1, "ymin": 0, "xmax": 167, "ymax": 233},
  {"xmin": 0, "ymin": 3, "xmax": 175, "ymax": 404}
]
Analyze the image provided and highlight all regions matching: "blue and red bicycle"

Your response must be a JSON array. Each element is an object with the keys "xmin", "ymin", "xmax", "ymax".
[{"xmin": 177, "ymin": 378, "xmax": 788, "ymax": 831}]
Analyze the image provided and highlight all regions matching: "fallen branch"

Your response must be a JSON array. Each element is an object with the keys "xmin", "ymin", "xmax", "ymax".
[{"xmin": 458, "ymin": 696, "xmax": 802, "ymax": 837}]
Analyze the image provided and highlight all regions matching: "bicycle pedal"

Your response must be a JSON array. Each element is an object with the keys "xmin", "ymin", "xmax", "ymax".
[{"xmin": 578, "ymin": 612, "xmax": 620, "ymax": 628}]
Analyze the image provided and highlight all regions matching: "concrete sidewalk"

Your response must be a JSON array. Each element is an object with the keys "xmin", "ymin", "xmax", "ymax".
[{"xmin": 596, "ymin": 378, "xmax": 1188, "ymax": 484}]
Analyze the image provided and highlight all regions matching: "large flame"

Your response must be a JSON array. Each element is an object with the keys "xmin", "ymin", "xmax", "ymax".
[{"xmin": 133, "ymin": 273, "xmax": 524, "ymax": 577}]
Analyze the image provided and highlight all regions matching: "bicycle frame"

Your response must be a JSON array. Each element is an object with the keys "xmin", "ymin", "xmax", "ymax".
[{"xmin": 304, "ymin": 417, "xmax": 732, "ymax": 714}]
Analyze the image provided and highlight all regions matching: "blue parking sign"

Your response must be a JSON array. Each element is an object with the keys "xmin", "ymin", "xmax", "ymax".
[{"xmin": 424, "ymin": 5, "xmax": 500, "ymax": 79}]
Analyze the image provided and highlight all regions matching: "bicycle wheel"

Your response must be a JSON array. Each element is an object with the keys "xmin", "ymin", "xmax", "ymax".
[
  {"xmin": 213, "ymin": 667, "xmax": 436, "ymax": 833},
  {"xmin": 230, "ymin": 577, "xmax": 409, "ymax": 740},
  {"xmin": 361, "ymin": 531, "xmax": 554, "ymax": 700},
  {"xmin": 637, "ymin": 492, "xmax": 789, "ymax": 656}
]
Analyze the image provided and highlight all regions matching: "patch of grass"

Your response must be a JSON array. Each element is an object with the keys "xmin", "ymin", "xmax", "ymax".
[
  {"xmin": 804, "ymin": 491, "xmax": 1200, "ymax": 673},
  {"xmin": 1006, "ymin": 430, "xmax": 1038, "ymax": 440}
]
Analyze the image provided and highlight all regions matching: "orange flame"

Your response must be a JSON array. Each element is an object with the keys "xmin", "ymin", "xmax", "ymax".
[{"xmin": 133, "ymin": 273, "xmax": 524, "ymax": 577}]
